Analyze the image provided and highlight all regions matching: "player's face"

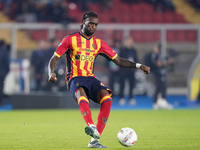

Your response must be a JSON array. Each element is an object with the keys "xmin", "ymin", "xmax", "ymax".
[{"xmin": 83, "ymin": 17, "xmax": 99, "ymax": 36}]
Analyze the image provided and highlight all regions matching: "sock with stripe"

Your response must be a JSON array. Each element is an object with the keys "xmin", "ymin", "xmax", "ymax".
[
  {"xmin": 96, "ymin": 95, "xmax": 112, "ymax": 135},
  {"xmin": 78, "ymin": 96, "xmax": 94, "ymax": 126}
]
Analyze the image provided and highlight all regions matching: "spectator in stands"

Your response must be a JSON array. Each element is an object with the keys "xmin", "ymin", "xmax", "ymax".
[
  {"xmin": 68, "ymin": 0, "xmax": 90, "ymax": 12},
  {"xmin": 121, "ymin": 0, "xmax": 140, "ymax": 4},
  {"xmin": 45, "ymin": 0, "xmax": 76, "ymax": 24},
  {"xmin": 118, "ymin": 36, "xmax": 138, "ymax": 106},
  {"xmin": 15, "ymin": 0, "xmax": 37, "ymax": 22},
  {"xmin": 99, "ymin": 0, "xmax": 113, "ymax": 12},
  {"xmin": 150, "ymin": 44, "xmax": 174, "ymax": 110},
  {"xmin": 147, "ymin": 0, "xmax": 176, "ymax": 13},
  {"xmin": 45, "ymin": 0, "xmax": 65, "ymax": 23},
  {"xmin": 108, "ymin": 39, "xmax": 121, "ymax": 98},
  {"xmin": 0, "ymin": 40, "xmax": 10, "ymax": 106},
  {"xmin": 0, "ymin": 0, "xmax": 13, "ymax": 14},
  {"xmin": 16, "ymin": 2, "xmax": 37, "ymax": 22},
  {"xmin": 4, "ymin": 0, "xmax": 76, "ymax": 24},
  {"xmin": 30, "ymin": 40, "xmax": 49, "ymax": 91},
  {"xmin": 187, "ymin": 0, "xmax": 200, "ymax": 12},
  {"xmin": 45, "ymin": 38, "xmax": 60, "ymax": 62}
]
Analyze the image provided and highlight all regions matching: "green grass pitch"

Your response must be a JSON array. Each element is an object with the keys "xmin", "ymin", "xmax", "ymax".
[{"xmin": 0, "ymin": 109, "xmax": 200, "ymax": 150}]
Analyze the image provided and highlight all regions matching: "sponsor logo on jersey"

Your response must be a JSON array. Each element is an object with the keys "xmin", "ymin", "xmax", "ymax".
[
  {"xmin": 79, "ymin": 48, "xmax": 92, "ymax": 52},
  {"xmin": 75, "ymin": 54, "xmax": 94, "ymax": 61}
]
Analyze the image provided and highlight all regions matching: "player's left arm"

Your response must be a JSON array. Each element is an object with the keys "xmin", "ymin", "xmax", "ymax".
[{"xmin": 113, "ymin": 56, "xmax": 150, "ymax": 74}]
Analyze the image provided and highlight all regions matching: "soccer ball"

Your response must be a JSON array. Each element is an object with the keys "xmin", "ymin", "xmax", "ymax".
[{"xmin": 117, "ymin": 127, "xmax": 137, "ymax": 147}]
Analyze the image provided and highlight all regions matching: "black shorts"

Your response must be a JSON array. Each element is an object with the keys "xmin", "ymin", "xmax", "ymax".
[{"xmin": 68, "ymin": 76, "xmax": 112, "ymax": 103}]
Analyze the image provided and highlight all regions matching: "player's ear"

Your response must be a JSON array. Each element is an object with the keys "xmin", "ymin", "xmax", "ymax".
[{"xmin": 82, "ymin": 20, "xmax": 86, "ymax": 25}]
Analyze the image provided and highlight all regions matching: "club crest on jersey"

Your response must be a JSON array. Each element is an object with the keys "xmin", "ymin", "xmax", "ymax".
[{"xmin": 75, "ymin": 83, "xmax": 79, "ymax": 87}]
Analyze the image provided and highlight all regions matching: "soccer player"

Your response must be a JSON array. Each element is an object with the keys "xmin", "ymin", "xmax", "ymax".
[{"xmin": 48, "ymin": 11, "xmax": 150, "ymax": 148}]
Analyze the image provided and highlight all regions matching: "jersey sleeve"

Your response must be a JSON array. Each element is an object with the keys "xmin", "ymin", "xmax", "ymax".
[
  {"xmin": 99, "ymin": 40, "xmax": 118, "ymax": 60},
  {"xmin": 54, "ymin": 36, "xmax": 71, "ymax": 57}
]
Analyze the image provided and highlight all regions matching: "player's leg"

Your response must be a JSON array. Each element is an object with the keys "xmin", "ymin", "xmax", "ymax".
[
  {"xmin": 160, "ymin": 79, "xmax": 173, "ymax": 109},
  {"xmin": 153, "ymin": 76, "xmax": 161, "ymax": 109},
  {"xmin": 0, "ymin": 78, "xmax": 4, "ymax": 105},
  {"xmin": 108, "ymin": 71, "xmax": 115, "ymax": 96},
  {"xmin": 128, "ymin": 73, "xmax": 136, "ymax": 105},
  {"xmin": 96, "ymin": 89, "xmax": 112, "ymax": 135},
  {"xmin": 160, "ymin": 78, "xmax": 167, "ymax": 100},
  {"xmin": 76, "ymin": 87, "xmax": 100, "ymax": 139},
  {"xmin": 88, "ymin": 89, "xmax": 112, "ymax": 148},
  {"xmin": 119, "ymin": 73, "xmax": 126, "ymax": 105},
  {"xmin": 76, "ymin": 87, "xmax": 94, "ymax": 125}
]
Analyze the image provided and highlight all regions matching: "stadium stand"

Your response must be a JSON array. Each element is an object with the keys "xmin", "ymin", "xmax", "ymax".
[
  {"xmin": 173, "ymin": 0, "xmax": 200, "ymax": 23},
  {"xmin": 0, "ymin": 0, "xmax": 198, "ymax": 46},
  {"xmin": 0, "ymin": 12, "xmax": 36, "ymax": 50}
]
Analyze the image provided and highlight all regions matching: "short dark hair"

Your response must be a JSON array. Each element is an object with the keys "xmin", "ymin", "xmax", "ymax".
[{"xmin": 82, "ymin": 11, "xmax": 98, "ymax": 23}]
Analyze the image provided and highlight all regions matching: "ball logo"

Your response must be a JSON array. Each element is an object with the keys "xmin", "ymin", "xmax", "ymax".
[
  {"xmin": 129, "ymin": 131, "xmax": 133, "ymax": 135},
  {"xmin": 123, "ymin": 132, "xmax": 133, "ymax": 143},
  {"xmin": 131, "ymin": 141, "xmax": 136, "ymax": 145},
  {"xmin": 119, "ymin": 130, "xmax": 124, "ymax": 134},
  {"xmin": 123, "ymin": 137, "xmax": 129, "ymax": 143}
]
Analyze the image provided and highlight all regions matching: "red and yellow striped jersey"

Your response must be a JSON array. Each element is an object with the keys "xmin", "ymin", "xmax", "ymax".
[{"xmin": 54, "ymin": 31, "xmax": 117, "ymax": 81}]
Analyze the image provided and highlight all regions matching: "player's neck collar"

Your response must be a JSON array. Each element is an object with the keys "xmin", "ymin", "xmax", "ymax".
[{"xmin": 79, "ymin": 31, "xmax": 93, "ymax": 40}]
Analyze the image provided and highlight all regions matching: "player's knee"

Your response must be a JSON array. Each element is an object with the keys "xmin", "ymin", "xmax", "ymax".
[
  {"xmin": 100, "ymin": 95, "xmax": 112, "ymax": 104},
  {"xmin": 78, "ymin": 96, "xmax": 89, "ymax": 105}
]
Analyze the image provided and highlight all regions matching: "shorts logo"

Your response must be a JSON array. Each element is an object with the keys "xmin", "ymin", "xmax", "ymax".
[
  {"xmin": 102, "ymin": 117, "xmax": 107, "ymax": 125},
  {"xmin": 100, "ymin": 83, "xmax": 105, "ymax": 86},
  {"xmin": 76, "ymin": 83, "xmax": 79, "ymax": 87},
  {"xmin": 82, "ymin": 111, "xmax": 88, "ymax": 116}
]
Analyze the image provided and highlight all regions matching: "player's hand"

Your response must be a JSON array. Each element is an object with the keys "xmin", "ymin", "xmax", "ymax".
[
  {"xmin": 140, "ymin": 65, "xmax": 150, "ymax": 74},
  {"xmin": 48, "ymin": 72, "xmax": 57, "ymax": 83}
]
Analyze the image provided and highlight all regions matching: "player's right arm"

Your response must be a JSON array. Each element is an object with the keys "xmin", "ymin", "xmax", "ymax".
[
  {"xmin": 48, "ymin": 55, "xmax": 59, "ymax": 83},
  {"xmin": 48, "ymin": 36, "xmax": 70, "ymax": 83}
]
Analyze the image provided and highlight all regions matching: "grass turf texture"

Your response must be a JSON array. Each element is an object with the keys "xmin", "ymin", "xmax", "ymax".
[{"xmin": 0, "ymin": 109, "xmax": 200, "ymax": 150}]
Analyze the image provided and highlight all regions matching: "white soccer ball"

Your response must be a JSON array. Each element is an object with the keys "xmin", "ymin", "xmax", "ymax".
[{"xmin": 117, "ymin": 127, "xmax": 137, "ymax": 147}]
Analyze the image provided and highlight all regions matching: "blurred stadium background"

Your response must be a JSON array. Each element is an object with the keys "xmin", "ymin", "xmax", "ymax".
[{"xmin": 0, "ymin": 0, "xmax": 200, "ymax": 110}]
